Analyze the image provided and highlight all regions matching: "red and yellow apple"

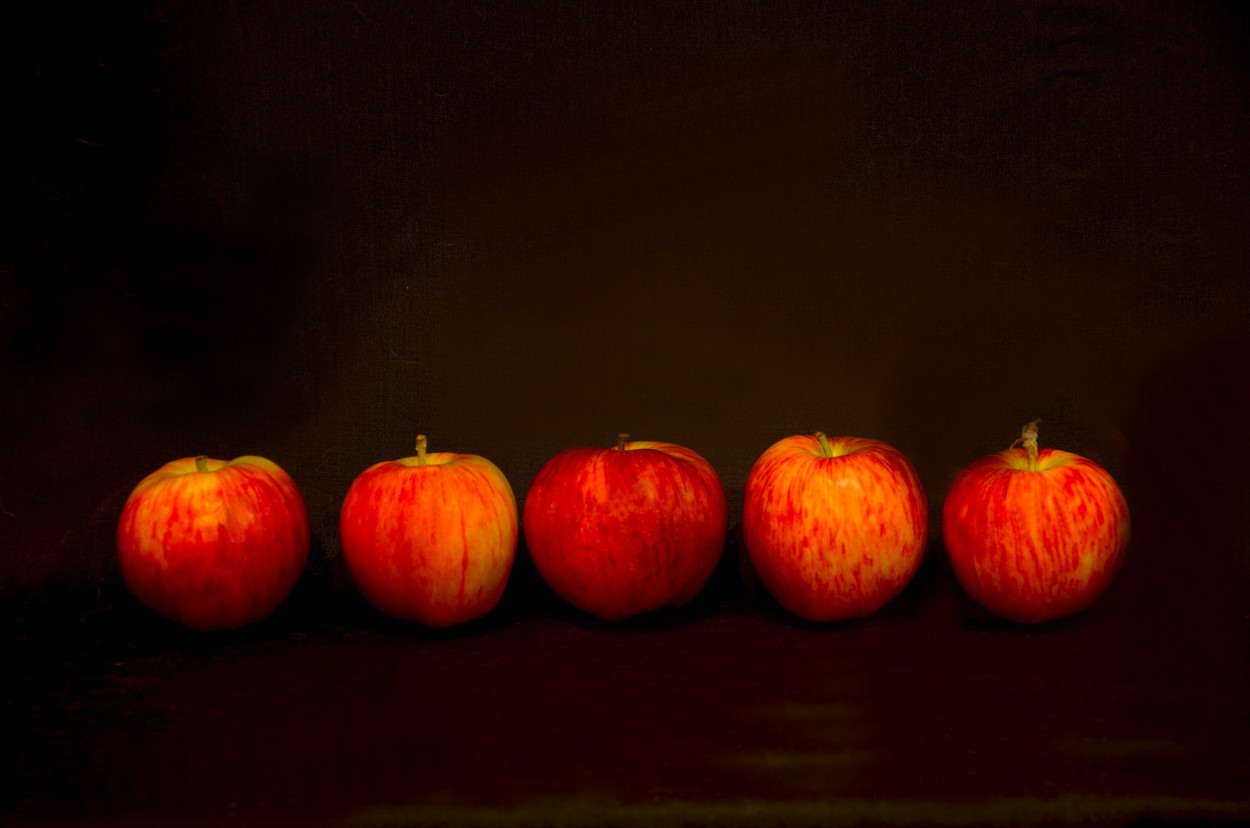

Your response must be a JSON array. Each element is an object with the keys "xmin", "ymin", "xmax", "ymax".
[
  {"xmin": 339, "ymin": 435, "xmax": 517, "ymax": 627},
  {"xmin": 742, "ymin": 433, "xmax": 928, "ymax": 621},
  {"xmin": 116, "ymin": 455, "xmax": 310, "ymax": 631},
  {"xmin": 942, "ymin": 421, "xmax": 1130, "ymax": 623},
  {"xmin": 522, "ymin": 434, "xmax": 728, "ymax": 620}
]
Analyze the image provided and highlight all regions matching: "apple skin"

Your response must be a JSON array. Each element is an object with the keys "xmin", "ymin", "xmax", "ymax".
[
  {"xmin": 742, "ymin": 434, "xmax": 929, "ymax": 621},
  {"xmin": 942, "ymin": 447, "xmax": 1130, "ymax": 623},
  {"xmin": 339, "ymin": 441, "xmax": 517, "ymax": 627},
  {"xmin": 522, "ymin": 437, "xmax": 729, "ymax": 621},
  {"xmin": 116, "ymin": 455, "xmax": 310, "ymax": 631}
]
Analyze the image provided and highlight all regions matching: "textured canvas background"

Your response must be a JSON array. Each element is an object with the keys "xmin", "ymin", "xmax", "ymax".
[{"xmin": 3, "ymin": 1, "xmax": 1248, "ymax": 594}]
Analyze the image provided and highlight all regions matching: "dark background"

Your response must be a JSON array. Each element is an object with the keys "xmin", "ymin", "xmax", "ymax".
[
  {"xmin": 3, "ymin": 1, "xmax": 1250, "ymax": 825},
  {"xmin": 4, "ymin": 0, "xmax": 1250, "ymax": 584}
]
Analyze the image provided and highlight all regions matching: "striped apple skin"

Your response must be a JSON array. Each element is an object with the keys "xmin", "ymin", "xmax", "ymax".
[
  {"xmin": 522, "ymin": 441, "xmax": 728, "ymax": 621},
  {"xmin": 942, "ymin": 447, "xmax": 1130, "ymax": 623},
  {"xmin": 339, "ymin": 452, "xmax": 517, "ymax": 627},
  {"xmin": 742, "ymin": 435, "xmax": 929, "ymax": 621},
  {"xmin": 116, "ymin": 456, "xmax": 310, "ymax": 631}
]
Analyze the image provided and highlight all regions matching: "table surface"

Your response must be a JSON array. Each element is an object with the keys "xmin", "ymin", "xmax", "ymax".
[{"xmin": 5, "ymin": 528, "xmax": 1249, "ymax": 828}]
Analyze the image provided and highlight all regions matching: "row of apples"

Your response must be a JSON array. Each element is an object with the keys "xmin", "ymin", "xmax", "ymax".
[{"xmin": 116, "ymin": 421, "xmax": 1130, "ymax": 632}]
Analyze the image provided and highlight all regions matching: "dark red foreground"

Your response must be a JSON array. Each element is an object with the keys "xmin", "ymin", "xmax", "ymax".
[{"xmin": 5, "ymin": 518, "xmax": 1249, "ymax": 828}]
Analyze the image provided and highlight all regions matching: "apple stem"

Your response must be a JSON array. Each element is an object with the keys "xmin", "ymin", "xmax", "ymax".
[
  {"xmin": 195, "ymin": 455, "xmax": 209, "ymax": 473},
  {"xmin": 616, "ymin": 433, "xmax": 629, "ymax": 451},
  {"xmin": 1009, "ymin": 420, "xmax": 1041, "ymax": 471},
  {"xmin": 416, "ymin": 434, "xmax": 428, "ymax": 466},
  {"xmin": 815, "ymin": 432, "xmax": 834, "ymax": 458}
]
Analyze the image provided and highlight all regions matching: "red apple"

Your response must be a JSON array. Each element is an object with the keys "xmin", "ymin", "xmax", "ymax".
[
  {"xmin": 116, "ymin": 455, "xmax": 310, "ymax": 631},
  {"xmin": 522, "ymin": 434, "xmax": 728, "ymax": 620},
  {"xmin": 942, "ymin": 421, "xmax": 1130, "ymax": 623},
  {"xmin": 742, "ymin": 433, "xmax": 929, "ymax": 621},
  {"xmin": 339, "ymin": 435, "xmax": 517, "ymax": 627}
]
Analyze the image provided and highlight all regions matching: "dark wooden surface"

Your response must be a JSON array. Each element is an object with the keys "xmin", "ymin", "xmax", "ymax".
[{"xmin": 6, "ymin": 525, "xmax": 1249, "ymax": 827}]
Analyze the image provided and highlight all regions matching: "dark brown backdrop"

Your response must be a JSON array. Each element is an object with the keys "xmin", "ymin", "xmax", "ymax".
[{"xmin": 5, "ymin": 2, "xmax": 1250, "ymax": 587}]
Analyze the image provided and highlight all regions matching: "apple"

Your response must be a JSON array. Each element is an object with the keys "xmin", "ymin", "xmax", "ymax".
[
  {"xmin": 339, "ymin": 435, "xmax": 517, "ymax": 627},
  {"xmin": 522, "ymin": 434, "xmax": 728, "ymax": 620},
  {"xmin": 942, "ymin": 420, "xmax": 1131, "ymax": 623},
  {"xmin": 742, "ymin": 432, "xmax": 929, "ymax": 621},
  {"xmin": 116, "ymin": 455, "xmax": 310, "ymax": 631}
]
